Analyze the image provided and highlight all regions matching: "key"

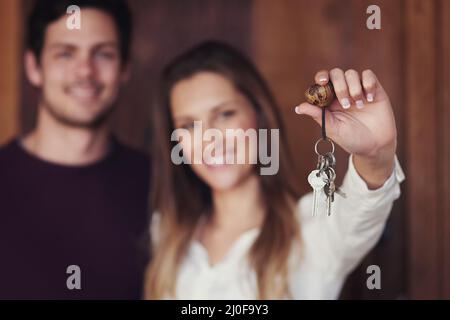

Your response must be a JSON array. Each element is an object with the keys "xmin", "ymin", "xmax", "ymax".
[
  {"xmin": 324, "ymin": 152, "xmax": 336, "ymax": 168},
  {"xmin": 316, "ymin": 154, "xmax": 326, "ymax": 171},
  {"xmin": 324, "ymin": 180, "xmax": 335, "ymax": 216},
  {"xmin": 323, "ymin": 168, "xmax": 336, "ymax": 216},
  {"xmin": 308, "ymin": 170, "xmax": 326, "ymax": 217},
  {"xmin": 323, "ymin": 183, "xmax": 330, "ymax": 216}
]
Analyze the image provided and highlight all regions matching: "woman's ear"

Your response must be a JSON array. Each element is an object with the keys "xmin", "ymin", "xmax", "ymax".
[{"xmin": 24, "ymin": 51, "xmax": 43, "ymax": 87}]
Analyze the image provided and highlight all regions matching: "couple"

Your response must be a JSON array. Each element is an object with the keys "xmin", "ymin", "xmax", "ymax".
[{"xmin": 0, "ymin": 0, "xmax": 404, "ymax": 300}]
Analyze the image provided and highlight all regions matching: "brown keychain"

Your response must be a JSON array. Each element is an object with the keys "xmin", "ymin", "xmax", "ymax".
[{"xmin": 304, "ymin": 82, "xmax": 335, "ymax": 108}]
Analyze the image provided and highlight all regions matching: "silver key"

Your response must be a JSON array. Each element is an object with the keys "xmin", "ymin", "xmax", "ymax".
[
  {"xmin": 316, "ymin": 155, "xmax": 326, "ymax": 171},
  {"xmin": 324, "ymin": 180, "xmax": 335, "ymax": 216},
  {"xmin": 308, "ymin": 170, "xmax": 326, "ymax": 216},
  {"xmin": 323, "ymin": 168, "xmax": 336, "ymax": 216},
  {"xmin": 324, "ymin": 152, "xmax": 336, "ymax": 168}
]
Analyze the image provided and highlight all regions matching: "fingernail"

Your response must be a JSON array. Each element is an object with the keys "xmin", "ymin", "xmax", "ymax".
[
  {"xmin": 295, "ymin": 106, "xmax": 302, "ymax": 114},
  {"xmin": 356, "ymin": 100, "xmax": 364, "ymax": 109},
  {"xmin": 367, "ymin": 93, "xmax": 374, "ymax": 102},
  {"xmin": 341, "ymin": 98, "xmax": 351, "ymax": 109}
]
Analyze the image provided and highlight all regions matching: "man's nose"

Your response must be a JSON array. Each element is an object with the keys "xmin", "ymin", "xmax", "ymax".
[{"xmin": 74, "ymin": 55, "xmax": 95, "ymax": 79}]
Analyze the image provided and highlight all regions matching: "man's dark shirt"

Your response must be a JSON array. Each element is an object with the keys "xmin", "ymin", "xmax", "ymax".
[{"xmin": 0, "ymin": 138, "xmax": 150, "ymax": 299}]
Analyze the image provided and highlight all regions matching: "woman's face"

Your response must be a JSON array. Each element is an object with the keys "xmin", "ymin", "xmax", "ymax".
[{"xmin": 170, "ymin": 71, "xmax": 258, "ymax": 192}]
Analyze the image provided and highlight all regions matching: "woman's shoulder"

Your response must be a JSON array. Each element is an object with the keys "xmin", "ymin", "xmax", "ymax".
[{"xmin": 295, "ymin": 191, "xmax": 317, "ymax": 227}]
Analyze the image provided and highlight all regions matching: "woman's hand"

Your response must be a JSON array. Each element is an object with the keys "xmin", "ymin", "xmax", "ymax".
[{"xmin": 295, "ymin": 68, "xmax": 397, "ymax": 189}]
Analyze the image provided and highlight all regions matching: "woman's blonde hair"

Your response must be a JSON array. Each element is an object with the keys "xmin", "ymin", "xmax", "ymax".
[{"xmin": 145, "ymin": 41, "xmax": 300, "ymax": 299}]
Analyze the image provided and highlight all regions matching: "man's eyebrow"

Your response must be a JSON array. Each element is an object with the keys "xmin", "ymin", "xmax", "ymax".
[
  {"xmin": 93, "ymin": 42, "xmax": 120, "ymax": 49},
  {"xmin": 47, "ymin": 42, "xmax": 119, "ymax": 50},
  {"xmin": 47, "ymin": 43, "xmax": 77, "ymax": 50}
]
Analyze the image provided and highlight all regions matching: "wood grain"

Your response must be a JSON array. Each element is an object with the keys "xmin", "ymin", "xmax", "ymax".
[
  {"xmin": 405, "ymin": 0, "xmax": 440, "ymax": 299},
  {"xmin": 440, "ymin": 0, "xmax": 450, "ymax": 300},
  {"xmin": 0, "ymin": 0, "xmax": 21, "ymax": 145}
]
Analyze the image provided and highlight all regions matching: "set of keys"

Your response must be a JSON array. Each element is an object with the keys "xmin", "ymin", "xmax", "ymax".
[
  {"xmin": 304, "ymin": 81, "xmax": 345, "ymax": 217},
  {"xmin": 308, "ymin": 138, "xmax": 345, "ymax": 216}
]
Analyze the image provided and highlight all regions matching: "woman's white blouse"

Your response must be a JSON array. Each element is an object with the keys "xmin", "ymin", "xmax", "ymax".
[{"xmin": 151, "ymin": 155, "xmax": 405, "ymax": 299}]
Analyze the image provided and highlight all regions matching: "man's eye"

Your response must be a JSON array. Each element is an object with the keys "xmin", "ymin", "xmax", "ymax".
[
  {"xmin": 56, "ymin": 51, "xmax": 72, "ymax": 59},
  {"xmin": 95, "ymin": 51, "xmax": 117, "ymax": 60}
]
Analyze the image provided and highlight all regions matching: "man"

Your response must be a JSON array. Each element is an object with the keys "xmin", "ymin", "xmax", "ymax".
[{"xmin": 0, "ymin": 0, "xmax": 150, "ymax": 299}]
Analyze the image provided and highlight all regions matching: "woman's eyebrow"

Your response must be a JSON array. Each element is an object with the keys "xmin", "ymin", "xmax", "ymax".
[
  {"xmin": 172, "ymin": 114, "xmax": 194, "ymax": 124},
  {"xmin": 209, "ymin": 100, "xmax": 237, "ymax": 112},
  {"xmin": 173, "ymin": 115, "xmax": 190, "ymax": 121},
  {"xmin": 173, "ymin": 99, "xmax": 239, "ymax": 123}
]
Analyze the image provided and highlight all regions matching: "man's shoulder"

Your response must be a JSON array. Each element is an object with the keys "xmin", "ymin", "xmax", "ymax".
[
  {"xmin": 114, "ymin": 139, "xmax": 150, "ymax": 169},
  {"xmin": 0, "ymin": 139, "xmax": 22, "ymax": 178},
  {"xmin": 113, "ymin": 140, "xmax": 151, "ymax": 190},
  {"xmin": 0, "ymin": 139, "xmax": 19, "ymax": 161}
]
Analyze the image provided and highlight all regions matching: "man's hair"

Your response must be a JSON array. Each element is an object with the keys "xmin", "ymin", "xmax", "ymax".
[{"xmin": 27, "ymin": 0, "xmax": 132, "ymax": 64}]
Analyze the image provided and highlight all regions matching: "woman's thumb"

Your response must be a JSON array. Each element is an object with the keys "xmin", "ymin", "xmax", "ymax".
[{"xmin": 294, "ymin": 103, "xmax": 323, "ymax": 126}]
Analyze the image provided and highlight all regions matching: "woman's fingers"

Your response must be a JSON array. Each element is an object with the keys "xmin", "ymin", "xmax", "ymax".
[
  {"xmin": 309, "ymin": 68, "xmax": 380, "ymax": 110},
  {"xmin": 314, "ymin": 70, "xmax": 329, "ymax": 85},
  {"xmin": 330, "ymin": 68, "xmax": 351, "ymax": 109},
  {"xmin": 362, "ymin": 69, "xmax": 378, "ymax": 102},
  {"xmin": 344, "ymin": 69, "xmax": 365, "ymax": 109}
]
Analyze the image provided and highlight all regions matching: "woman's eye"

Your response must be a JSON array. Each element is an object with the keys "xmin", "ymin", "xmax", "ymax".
[
  {"xmin": 181, "ymin": 122, "xmax": 195, "ymax": 130},
  {"xmin": 218, "ymin": 110, "xmax": 236, "ymax": 119}
]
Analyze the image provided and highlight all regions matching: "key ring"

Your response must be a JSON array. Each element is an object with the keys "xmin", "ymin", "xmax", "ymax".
[{"xmin": 314, "ymin": 137, "xmax": 335, "ymax": 156}]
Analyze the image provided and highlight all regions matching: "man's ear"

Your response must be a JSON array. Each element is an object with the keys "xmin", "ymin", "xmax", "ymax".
[
  {"xmin": 25, "ymin": 50, "xmax": 43, "ymax": 87},
  {"xmin": 120, "ymin": 62, "xmax": 131, "ymax": 84}
]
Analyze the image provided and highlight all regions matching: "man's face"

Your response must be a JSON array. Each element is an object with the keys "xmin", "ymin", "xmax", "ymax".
[{"xmin": 27, "ymin": 8, "xmax": 127, "ymax": 128}]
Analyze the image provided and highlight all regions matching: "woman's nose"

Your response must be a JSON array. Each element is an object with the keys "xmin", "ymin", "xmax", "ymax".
[{"xmin": 201, "ymin": 122, "xmax": 227, "ymax": 149}]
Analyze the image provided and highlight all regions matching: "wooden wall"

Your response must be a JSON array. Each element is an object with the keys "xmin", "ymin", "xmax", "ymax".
[
  {"xmin": 0, "ymin": 0, "xmax": 21, "ymax": 145},
  {"xmin": 442, "ymin": 0, "xmax": 450, "ymax": 301},
  {"xmin": 0, "ymin": 0, "xmax": 447, "ymax": 299},
  {"xmin": 405, "ymin": 0, "xmax": 450, "ymax": 299}
]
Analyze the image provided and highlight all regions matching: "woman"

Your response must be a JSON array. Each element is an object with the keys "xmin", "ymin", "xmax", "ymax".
[{"xmin": 145, "ymin": 41, "xmax": 404, "ymax": 299}]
